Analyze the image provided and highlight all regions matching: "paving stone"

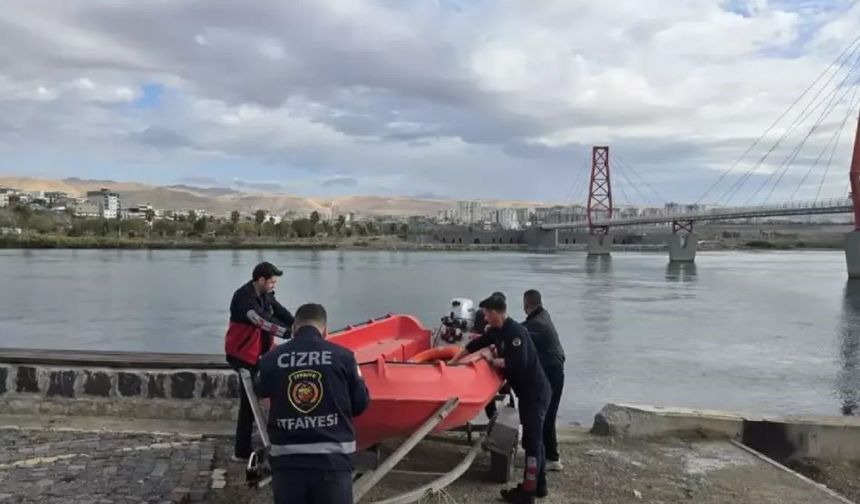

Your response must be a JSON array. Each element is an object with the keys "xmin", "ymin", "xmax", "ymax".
[
  {"xmin": 170, "ymin": 373, "xmax": 196, "ymax": 400},
  {"xmin": 84, "ymin": 371, "xmax": 113, "ymax": 397},
  {"xmin": 47, "ymin": 371, "xmax": 76, "ymax": 398},
  {"xmin": 118, "ymin": 373, "xmax": 142, "ymax": 397},
  {"xmin": 16, "ymin": 366, "xmax": 39, "ymax": 393},
  {"xmin": 147, "ymin": 375, "xmax": 166, "ymax": 399}
]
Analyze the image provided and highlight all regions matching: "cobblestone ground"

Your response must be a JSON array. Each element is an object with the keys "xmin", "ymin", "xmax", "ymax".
[{"xmin": 0, "ymin": 428, "xmax": 216, "ymax": 504}]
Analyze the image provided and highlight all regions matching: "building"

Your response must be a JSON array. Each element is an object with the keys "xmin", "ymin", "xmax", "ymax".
[
  {"xmin": 73, "ymin": 201, "xmax": 101, "ymax": 218},
  {"xmin": 515, "ymin": 208, "xmax": 533, "ymax": 227},
  {"xmin": 496, "ymin": 208, "xmax": 520, "ymax": 230},
  {"xmin": 457, "ymin": 201, "xmax": 482, "ymax": 225},
  {"xmin": 86, "ymin": 188, "xmax": 121, "ymax": 219},
  {"xmin": 0, "ymin": 192, "xmax": 8, "ymax": 208}
]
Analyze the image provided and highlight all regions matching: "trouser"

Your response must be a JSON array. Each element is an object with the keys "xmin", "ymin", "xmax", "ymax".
[
  {"xmin": 542, "ymin": 364, "xmax": 565, "ymax": 462},
  {"xmin": 272, "ymin": 469, "xmax": 353, "ymax": 504},
  {"xmin": 234, "ymin": 367, "xmax": 257, "ymax": 459},
  {"xmin": 519, "ymin": 398, "xmax": 549, "ymax": 494}
]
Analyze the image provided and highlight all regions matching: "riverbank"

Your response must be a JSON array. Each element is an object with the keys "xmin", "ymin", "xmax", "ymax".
[{"xmin": 0, "ymin": 233, "xmax": 846, "ymax": 251}]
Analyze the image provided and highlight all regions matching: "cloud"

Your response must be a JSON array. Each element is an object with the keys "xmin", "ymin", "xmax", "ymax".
[
  {"xmin": 231, "ymin": 178, "xmax": 284, "ymax": 192},
  {"xmin": 321, "ymin": 176, "xmax": 358, "ymax": 188},
  {"xmin": 0, "ymin": 0, "xmax": 858, "ymax": 204}
]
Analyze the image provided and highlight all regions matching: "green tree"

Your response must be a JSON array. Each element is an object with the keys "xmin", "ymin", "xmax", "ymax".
[
  {"xmin": 27, "ymin": 215, "xmax": 55, "ymax": 234},
  {"xmin": 144, "ymin": 209, "xmax": 155, "ymax": 225},
  {"xmin": 291, "ymin": 218, "xmax": 314, "ymax": 238},
  {"xmin": 388, "ymin": 223, "xmax": 398, "ymax": 235},
  {"xmin": 193, "ymin": 217, "xmax": 208, "ymax": 235},
  {"xmin": 187, "ymin": 210, "xmax": 198, "ymax": 224},
  {"xmin": 152, "ymin": 219, "xmax": 177, "ymax": 237},
  {"xmin": 255, "ymin": 210, "xmax": 266, "ymax": 237},
  {"xmin": 366, "ymin": 222, "xmax": 376, "ymax": 235},
  {"xmin": 230, "ymin": 210, "xmax": 241, "ymax": 234},
  {"xmin": 399, "ymin": 224, "xmax": 408, "ymax": 236},
  {"xmin": 310, "ymin": 211, "xmax": 321, "ymax": 227}
]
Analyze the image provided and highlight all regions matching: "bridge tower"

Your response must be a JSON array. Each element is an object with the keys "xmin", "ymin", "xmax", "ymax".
[
  {"xmin": 845, "ymin": 106, "xmax": 860, "ymax": 277},
  {"xmin": 587, "ymin": 146, "xmax": 613, "ymax": 255}
]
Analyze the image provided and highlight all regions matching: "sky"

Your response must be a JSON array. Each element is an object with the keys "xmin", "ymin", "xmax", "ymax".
[{"xmin": 0, "ymin": 0, "xmax": 859, "ymax": 205}]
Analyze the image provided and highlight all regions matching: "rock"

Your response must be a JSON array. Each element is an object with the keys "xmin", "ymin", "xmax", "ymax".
[{"xmin": 633, "ymin": 489, "xmax": 643, "ymax": 499}]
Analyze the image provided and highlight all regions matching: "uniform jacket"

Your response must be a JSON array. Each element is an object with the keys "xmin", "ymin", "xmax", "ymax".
[
  {"xmin": 258, "ymin": 325, "xmax": 370, "ymax": 471},
  {"xmin": 522, "ymin": 306, "xmax": 565, "ymax": 373},
  {"xmin": 465, "ymin": 317, "xmax": 550, "ymax": 405},
  {"xmin": 225, "ymin": 281, "xmax": 294, "ymax": 368}
]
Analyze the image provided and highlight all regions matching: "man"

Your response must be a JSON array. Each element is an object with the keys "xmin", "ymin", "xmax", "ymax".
[
  {"xmin": 453, "ymin": 293, "xmax": 551, "ymax": 504},
  {"xmin": 225, "ymin": 261, "xmax": 295, "ymax": 462},
  {"xmin": 473, "ymin": 292, "xmax": 515, "ymax": 420},
  {"xmin": 258, "ymin": 303, "xmax": 370, "ymax": 504},
  {"xmin": 522, "ymin": 290, "xmax": 566, "ymax": 472}
]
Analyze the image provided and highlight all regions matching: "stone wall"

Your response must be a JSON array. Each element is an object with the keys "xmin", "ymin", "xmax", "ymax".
[{"xmin": 0, "ymin": 363, "xmax": 239, "ymax": 421}]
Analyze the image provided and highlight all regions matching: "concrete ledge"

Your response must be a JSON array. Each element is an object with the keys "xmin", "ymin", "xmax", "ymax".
[
  {"xmin": 592, "ymin": 403, "xmax": 860, "ymax": 461},
  {"xmin": 0, "ymin": 363, "xmax": 239, "ymax": 421}
]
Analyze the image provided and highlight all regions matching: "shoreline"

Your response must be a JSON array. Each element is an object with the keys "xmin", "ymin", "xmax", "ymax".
[{"xmin": 0, "ymin": 234, "xmax": 845, "ymax": 252}]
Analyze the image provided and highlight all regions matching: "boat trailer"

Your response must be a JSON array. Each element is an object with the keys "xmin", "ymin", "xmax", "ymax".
[{"xmin": 239, "ymin": 369, "xmax": 520, "ymax": 503}]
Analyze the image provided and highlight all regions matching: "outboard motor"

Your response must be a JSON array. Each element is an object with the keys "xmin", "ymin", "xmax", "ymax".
[{"xmin": 434, "ymin": 298, "xmax": 476, "ymax": 345}]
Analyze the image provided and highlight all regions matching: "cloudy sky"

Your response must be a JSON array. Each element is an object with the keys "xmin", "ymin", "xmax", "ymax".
[{"xmin": 1, "ymin": 0, "xmax": 859, "ymax": 204}]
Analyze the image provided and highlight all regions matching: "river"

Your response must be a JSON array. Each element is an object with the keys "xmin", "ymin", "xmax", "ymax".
[{"xmin": 1, "ymin": 248, "xmax": 859, "ymax": 425}]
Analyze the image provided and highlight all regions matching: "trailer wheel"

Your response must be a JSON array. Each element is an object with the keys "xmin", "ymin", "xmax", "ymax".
[{"xmin": 489, "ymin": 444, "xmax": 516, "ymax": 483}]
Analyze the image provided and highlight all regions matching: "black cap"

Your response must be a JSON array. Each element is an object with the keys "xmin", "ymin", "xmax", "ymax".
[
  {"xmin": 479, "ymin": 292, "xmax": 507, "ymax": 311},
  {"xmin": 252, "ymin": 261, "xmax": 283, "ymax": 281}
]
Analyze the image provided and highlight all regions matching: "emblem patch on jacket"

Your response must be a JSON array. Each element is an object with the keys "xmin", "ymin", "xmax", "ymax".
[{"xmin": 288, "ymin": 370, "xmax": 324, "ymax": 414}]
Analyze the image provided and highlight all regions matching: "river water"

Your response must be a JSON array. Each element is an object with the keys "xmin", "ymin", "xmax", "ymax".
[{"xmin": 2, "ymin": 248, "xmax": 859, "ymax": 425}]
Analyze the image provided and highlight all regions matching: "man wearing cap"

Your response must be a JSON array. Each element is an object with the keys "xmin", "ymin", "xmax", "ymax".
[
  {"xmin": 452, "ymin": 293, "xmax": 551, "ymax": 503},
  {"xmin": 225, "ymin": 261, "xmax": 295, "ymax": 462}
]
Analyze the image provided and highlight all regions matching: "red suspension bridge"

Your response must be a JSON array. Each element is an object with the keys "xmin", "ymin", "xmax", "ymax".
[{"xmin": 535, "ymin": 34, "xmax": 860, "ymax": 275}]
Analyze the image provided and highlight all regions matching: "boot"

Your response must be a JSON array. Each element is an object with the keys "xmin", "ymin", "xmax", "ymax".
[{"xmin": 501, "ymin": 484, "xmax": 547, "ymax": 501}]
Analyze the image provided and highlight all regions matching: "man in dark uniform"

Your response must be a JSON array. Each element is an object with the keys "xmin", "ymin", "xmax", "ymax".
[
  {"xmin": 453, "ymin": 293, "xmax": 551, "ymax": 503},
  {"xmin": 472, "ymin": 292, "xmax": 516, "ymax": 420},
  {"xmin": 522, "ymin": 289, "xmax": 566, "ymax": 472},
  {"xmin": 258, "ymin": 303, "xmax": 370, "ymax": 504},
  {"xmin": 225, "ymin": 262, "xmax": 295, "ymax": 462}
]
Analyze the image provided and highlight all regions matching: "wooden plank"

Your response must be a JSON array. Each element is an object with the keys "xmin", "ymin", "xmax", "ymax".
[
  {"xmin": 0, "ymin": 347, "xmax": 228, "ymax": 369},
  {"xmin": 353, "ymin": 397, "xmax": 460, "ymax": 503},
  {"xmin": 369, "ymin": 438, "xmax": 483, "ymax": 504}
]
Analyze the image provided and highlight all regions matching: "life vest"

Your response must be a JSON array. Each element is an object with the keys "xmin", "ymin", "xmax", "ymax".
[{"xmin": 225, "ymin": 321, "xmax": 271, "ymax": 367}]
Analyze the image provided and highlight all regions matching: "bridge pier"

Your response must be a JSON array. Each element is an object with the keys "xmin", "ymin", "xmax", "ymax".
[
  {"xmin": 667, "ymin": 233, "xmax": 698, "ymax": 263},
  {"xmin": 528, "ymin": 228, "xmax": 558, "ymax": 252},
  {"xmin": 587, "ymin": 234, "xmax": 612, "ymax": 256},
  {"xmin": 845, "ymin": 231, "xmax": 860, "ymax": 278}
]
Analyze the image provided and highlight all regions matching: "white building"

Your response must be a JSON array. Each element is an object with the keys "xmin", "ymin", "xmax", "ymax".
[
  {"xmin": 496, "ymin": 208, "xmax": 520, "ymax": 230},
  {"xmin": 86, "ymin": 188, "xmax": 121, "ymax": 219},
  {"xmin": 457, "ymin": 200, "xmax": 482, "ymax": 224},
  {"xmin": 0, "ymin": 192, "xmax": 8, "ymax": 208}
]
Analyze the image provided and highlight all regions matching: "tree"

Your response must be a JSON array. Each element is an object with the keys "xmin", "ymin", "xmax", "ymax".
[
  {"xmin": 144, "ymin": 209, "xmax": 155, "ymax": 225},
  {"xmin": 310, "ymin": 211, "xmax": 321, "ymax": 227},
  {"xmin": 193, "ymin": 217, "xmax": 208, "ymax": 235},
  {"xmin": 399, "ymin": 224, "xmax": 408, "ymax": 236},
  {"xmin": 366, "ymin": 222, "xmax": 376, "ymax": 235},
  {"xmin": 230, "ymin": 210, "xmax": 240, "ymax": 234},
  {"xmin": 255, "ymin": 210, "xmax": 266, "ymax": 237},
  {"xmin": 388, "ymin": 223, "xmax": 398, "ymax": 235},
  {"xmin": 291, "ymin": 218, "xmax": 314, "ymax": 238}
]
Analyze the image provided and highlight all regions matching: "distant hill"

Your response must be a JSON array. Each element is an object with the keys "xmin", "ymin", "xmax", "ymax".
[{"xmin": 0, "ymin": 176, "xmax": 548, "ymax": 217}]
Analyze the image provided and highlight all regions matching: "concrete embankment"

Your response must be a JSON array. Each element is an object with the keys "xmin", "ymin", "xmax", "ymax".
[{"xmin": 3, "ymin": 349, "xmax": 860, "ymax": 503}]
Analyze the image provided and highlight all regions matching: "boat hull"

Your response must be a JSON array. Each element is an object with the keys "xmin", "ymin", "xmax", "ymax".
[{"xmin": 327, "ymin": 315, "xmax": 503, "ymax": 450}]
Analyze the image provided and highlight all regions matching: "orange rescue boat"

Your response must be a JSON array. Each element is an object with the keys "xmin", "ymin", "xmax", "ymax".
[{"xmin": 327, "ymin": 314, "xmax": 502, "ymax": 451}]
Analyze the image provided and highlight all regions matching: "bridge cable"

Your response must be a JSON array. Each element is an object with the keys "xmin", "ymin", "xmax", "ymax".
[
  {"xmin": 613, "ymin": 157, "xmax": 655, "ymax": 205},
  {"xmin": 755, "ymin": 60, "xmax": 860, "ymax": 205},
  {"xmin": 561, "ymin": 159, "xmax": 587, "ymax": 205},
  {"xmin": 718, "ymin": 53, "xmax": 860, "ymax": 206},
  {"xmin": 612, "ymin": 154, "xmax": 666, "ymax": 205},
  {"xmin": 717, "ymin": 50, "xmax": 860, "ymax": 206},
  {"xmin": 695, "ymin": 32, "xmax": 860, "ymax": 205},
  {"xmin": 815, "ymin": 84, "xmax": 860, "ymax": 201},
  {"xmin": 613, "ymin": 164, "xmax": 634, "ymax": 206},
  {"xmin": 788, "ymin": 84, "xmax": 858, "ymax": 201}
]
